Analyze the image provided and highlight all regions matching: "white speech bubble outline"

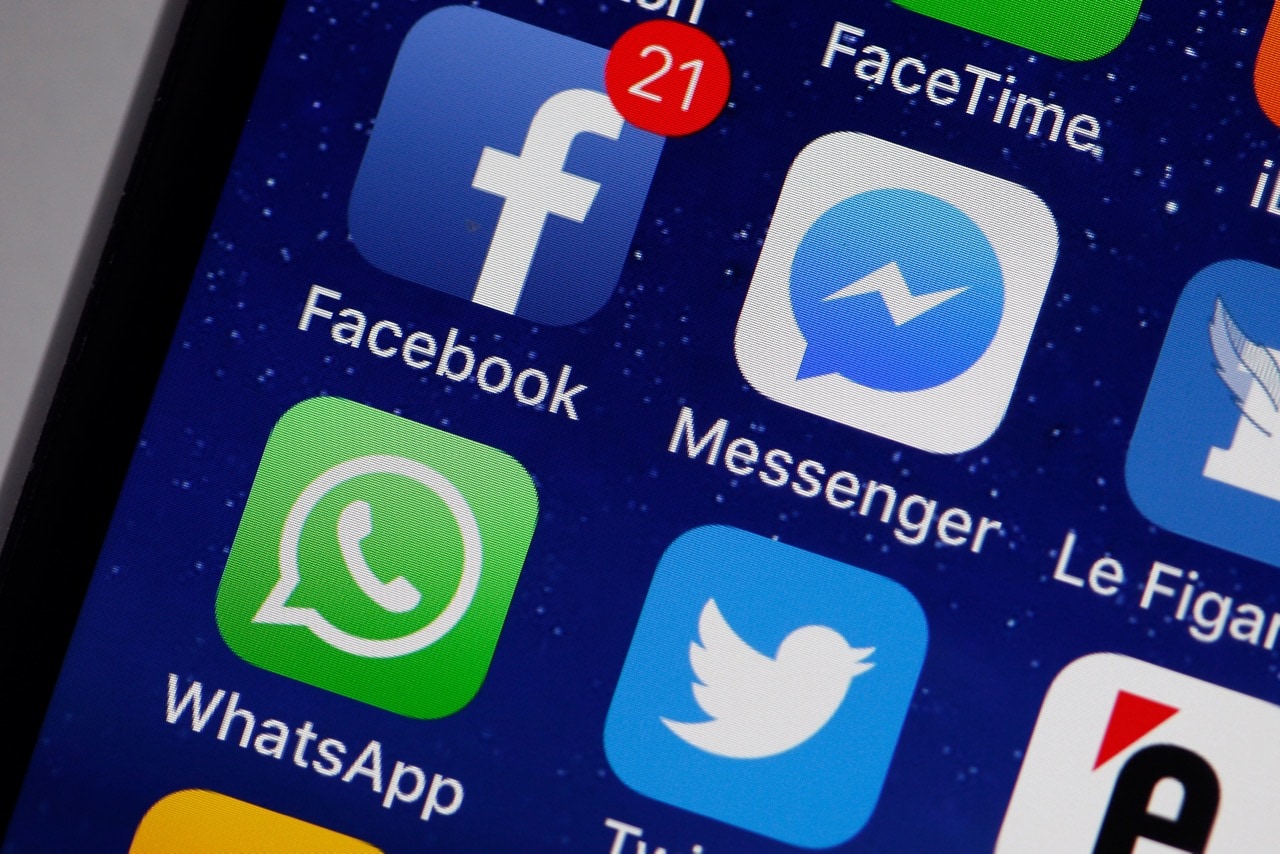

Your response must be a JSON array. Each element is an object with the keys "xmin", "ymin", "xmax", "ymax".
[{"xmin": 253, "ymin": 454, "xmax": 482, "ymax": 659}]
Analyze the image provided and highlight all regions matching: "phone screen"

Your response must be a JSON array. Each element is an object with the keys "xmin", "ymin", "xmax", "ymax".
[{"xmin": 6, "ymin": 0, "xmax": 1280, "ymax": 850}]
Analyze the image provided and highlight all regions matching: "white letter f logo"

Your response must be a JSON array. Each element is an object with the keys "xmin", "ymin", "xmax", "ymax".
[{"xmin": 470, "ymin": 88, "xmax": 625, "ymax": 315}]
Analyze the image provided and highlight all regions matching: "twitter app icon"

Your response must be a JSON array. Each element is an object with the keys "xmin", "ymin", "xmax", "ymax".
[{"xmin": 604, "ymin": 526, "xmax": 928, "ymax": 848}]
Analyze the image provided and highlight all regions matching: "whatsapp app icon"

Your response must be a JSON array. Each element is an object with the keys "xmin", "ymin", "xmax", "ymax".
[{"xmin": 216, "ymin": 397, "xmax": 538, "ymax": 719}]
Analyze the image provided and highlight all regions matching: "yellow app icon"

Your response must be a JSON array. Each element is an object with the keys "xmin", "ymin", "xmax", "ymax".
[{"xmin": 130, "ymin": 790, "xmax": 380, "ymax": 853}]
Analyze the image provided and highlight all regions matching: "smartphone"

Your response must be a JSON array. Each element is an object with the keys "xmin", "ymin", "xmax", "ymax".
[{"xmin": 3, "ymin": 0, "xmax": 1279, "ymax": 850}]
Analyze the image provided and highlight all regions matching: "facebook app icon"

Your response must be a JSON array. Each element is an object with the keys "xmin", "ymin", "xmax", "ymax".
[{"xmin": 350, "ymin": 6, "xmax": 665, "ymax": 326}]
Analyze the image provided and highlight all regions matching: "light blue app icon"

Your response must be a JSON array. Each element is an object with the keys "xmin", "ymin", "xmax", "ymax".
[
  {"xmin": 349, "ymin": 6, "xmax": 664, "ymax": 326},
  {"xmin": 791, "ymin": 188, "xmax": 1004, "ymax": 390},
  {"xmin": 1128, "ymin": 260, "xmax": 1280, "ymax": 568},
  {"xmin": 604, "ymin": 525, "xmax": 928, "ymax": 848}
]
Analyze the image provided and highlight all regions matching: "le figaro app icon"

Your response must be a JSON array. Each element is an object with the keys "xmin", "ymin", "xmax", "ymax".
[
  {"xmin": 1127, "ymin": 261, "xmax": 1280, "ymax": 568},
  {"xmin": 349, "ymin": 6, "xmax": 664, "ymax": 326},
  {"xmin": 736, "ymin": 133, "xmax": 1058, "ymax": 454},
  {"xmin": 998, "ymin": 653, "xmax": 1280, "ymax": 852},
  {"xmin": 216, "ymin": 397, "xmax": 538, "ymax": 720},
  {"xmin": 604, "ymin": 526, "xmax": 927, "ymax": 848}
]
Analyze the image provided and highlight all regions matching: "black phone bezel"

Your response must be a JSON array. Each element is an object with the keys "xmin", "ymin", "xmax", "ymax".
[{"xmin": 0, "ymin": 0, "xmax": 288, "ymax": 826}]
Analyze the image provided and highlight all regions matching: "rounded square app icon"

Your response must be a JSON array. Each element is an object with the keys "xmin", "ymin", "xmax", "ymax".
[
  {"xmin": 893, "ymin": 0, "xmax": 1143, "ymax": 62},
  {"xmin": 1256, "ymin": 2, "xmax": 1280, "ymax": 127},
  {"xmin": 348, "ymin": 6, "xmax": 664, "ymax": 326},
  {"xmin": 735, "ymin": 133, "xmax": 1059, "ymax": 455},
  {"xmin": 216, "ymin": 397, "xmax": 538, "ymax": 720},
  {"xmin": 603, "ymin": 526, "xmax": 928, "ymax": 848},
  {"xmin": 131, "ymin": 790, "xmax": 380, "ymax": 853},
  {"xmin": 1127, "ymin": 260, "xmax": 1280, "ymax": 568},
  {"xmin": 998, "ymin": 654, "xmax": 1280, "ymax": 852}
]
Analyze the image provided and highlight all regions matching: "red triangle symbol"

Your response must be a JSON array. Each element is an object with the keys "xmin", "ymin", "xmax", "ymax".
[{"xmin": 1093, "ymin": 690, "xmax": 1179, "ymax": 770}]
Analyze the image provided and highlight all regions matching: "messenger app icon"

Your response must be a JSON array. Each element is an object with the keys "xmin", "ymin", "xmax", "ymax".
[{"xmin": 736, "ymin": 133, "xmax": 1058, "ymax": 454}]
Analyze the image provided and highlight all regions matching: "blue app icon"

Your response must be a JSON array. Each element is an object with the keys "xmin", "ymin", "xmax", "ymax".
[
  {"xmin": 349, "ymin": 6, "xmax": 664, "ymax": 326},
  {"xmin": 1128, "ymin": 260, "xmax": 1280, "ymax": 568},
  {"xmin": 604, "ymin": 526, "xmax": 928, "ymax": 848},
  {"xmin": 791, "ymin": 188, "xmax": 1005, "ymax": 391}
]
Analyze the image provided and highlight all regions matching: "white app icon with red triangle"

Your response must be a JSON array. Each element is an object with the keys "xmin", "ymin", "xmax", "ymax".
[{"xmin": 998, "ymin": 653, "xmax": 1280, "ymax": 852}]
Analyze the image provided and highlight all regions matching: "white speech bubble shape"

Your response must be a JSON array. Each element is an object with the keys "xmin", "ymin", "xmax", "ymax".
[{"xmin": 253, "ymin": 454, "xmax": 482, "ymax": 659}]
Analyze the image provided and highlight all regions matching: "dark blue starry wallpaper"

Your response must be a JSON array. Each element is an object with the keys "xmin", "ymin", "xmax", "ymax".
[{"xmin": 7, "ymin": 0, "xmax": 1280, "ymax": 851}]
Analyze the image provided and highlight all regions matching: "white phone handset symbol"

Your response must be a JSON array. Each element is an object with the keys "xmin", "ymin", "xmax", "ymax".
[
  {"xmin": 336, "ymin": 499, "xmax": 422, "ymax": 614},
  {"xmin": 258, "ymin": 455, "xmax": 482, "ymax": 658}
]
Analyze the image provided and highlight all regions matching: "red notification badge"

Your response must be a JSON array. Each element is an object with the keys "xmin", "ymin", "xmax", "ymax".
[{"xmin": 605, "ymin": 20, "xmax": 731, "ymax": 137}]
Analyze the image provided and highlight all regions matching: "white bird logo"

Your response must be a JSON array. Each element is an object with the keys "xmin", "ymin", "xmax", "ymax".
[{"xmin": 661, "ymin": 599, "xmax": 875, "ymax": 759}]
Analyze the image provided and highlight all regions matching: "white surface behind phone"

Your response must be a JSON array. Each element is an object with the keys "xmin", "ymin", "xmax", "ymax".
[{"xmin": 0, "ymin": 0, "xmax": 171, "ymax": 537}]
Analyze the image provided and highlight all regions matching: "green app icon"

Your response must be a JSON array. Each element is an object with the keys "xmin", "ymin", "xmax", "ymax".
[
  {"xmin": 892, "ymin": 0, "xmax": 1143, "ymax": 61},
  {"xmin": 216, "ymin": 397, "xmax": 538, "ymax": 719}
]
